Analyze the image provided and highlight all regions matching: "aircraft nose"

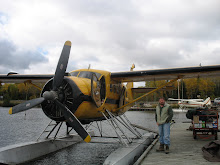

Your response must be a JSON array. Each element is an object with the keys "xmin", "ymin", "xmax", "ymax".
[{"xmin": 41, "ymin": 77, "xmax": 82, "ymax": 121}]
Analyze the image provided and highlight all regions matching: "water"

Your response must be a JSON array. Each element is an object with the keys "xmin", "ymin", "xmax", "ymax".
[{"xmin": 0, "ymin": 107, "xmax": 192, "ymax": 165}]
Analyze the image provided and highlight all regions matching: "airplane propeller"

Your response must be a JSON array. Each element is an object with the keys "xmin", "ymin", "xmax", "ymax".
[
  {"xmin": 53, "ymin": 41, "xmax": 71, "ymax": 90},
  {"xmin": 8, "ymin": 41, "xmax": 91, "ymax": 143},
  {"xmin": 9, "ymin": 97, "xmax": 45, "ymax": 114}
]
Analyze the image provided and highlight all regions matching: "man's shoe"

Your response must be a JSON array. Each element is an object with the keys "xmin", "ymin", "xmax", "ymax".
[
  {"xmin": 165, "ymin": 145, "xmax": 169, "ymax": 154},
  {"xmin": 156, "ymin": 144, "xmax": 164, "ymax": 152}
]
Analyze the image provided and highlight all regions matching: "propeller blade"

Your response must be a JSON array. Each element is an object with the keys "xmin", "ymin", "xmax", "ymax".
[
  {"xmin": 9, "ymin": 97, "xmax": 45, "ymax": 115},
  {"xmin": 53, "ymin": 41, "xmax": 71, "ymax": 90},
  {"xmin": 55, "ymin": 100, "xmax": 91, "ymax": 143}
]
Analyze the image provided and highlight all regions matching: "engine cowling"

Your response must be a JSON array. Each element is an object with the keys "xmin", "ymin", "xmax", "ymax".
[{"xmin": 41, "ymin": 77, "xmax": 77, "ymax": 121}]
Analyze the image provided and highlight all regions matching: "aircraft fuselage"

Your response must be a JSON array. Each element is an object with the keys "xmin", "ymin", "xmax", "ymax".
[{"xmin": 41, "ymin": 69, "xmax": 132, "ymax": 124}]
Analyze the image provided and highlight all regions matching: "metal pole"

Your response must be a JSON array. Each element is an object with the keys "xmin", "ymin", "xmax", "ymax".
[
  {"xmin": 106, "ymin": 110, "xmax": 132, "ymax": 144},
  {"xmin": 101, "ymin": 111, "xmax": 127, "ymax": 145},
  {"xmin": 123, "ymin": 114, "xmax": 143, "ymax": 137},
  {"xmin": 53, "ymin": 122, "xmax": 63, "ymax": 140},
  {"xmin": 117, "ymin": 115, "xmax": 142, "ymax": 138}
]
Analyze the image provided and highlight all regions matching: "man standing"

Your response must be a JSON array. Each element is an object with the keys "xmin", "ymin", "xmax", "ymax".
[{"xmin": 155, "ymin": 98, "xmax": 173, "ymax": 154}]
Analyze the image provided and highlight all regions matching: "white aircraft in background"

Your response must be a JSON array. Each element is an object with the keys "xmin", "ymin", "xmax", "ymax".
[{"xmin": 168, "ymin": 97, "xmax": 211, "ymax": 109}]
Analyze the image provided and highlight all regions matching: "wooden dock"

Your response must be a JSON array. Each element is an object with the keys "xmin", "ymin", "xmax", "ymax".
[{"xmin": 139, "ymin": 123, "xmax": 220, "ymax": 165}]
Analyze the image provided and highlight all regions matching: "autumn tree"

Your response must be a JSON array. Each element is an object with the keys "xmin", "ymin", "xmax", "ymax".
[
  {"xmin": 183, "ymin": 78, "xmax": 215, "ymax": 99},
  {"xmin": 140, "ymin": 78, "xmax": 217, "ymax": 101},
  {"xmin": 0, "ymin": 83, "xmax": 43, "ymax": 101},
  {"xmin": 210, "ymin": 77, "xmax": 220, "ymax": 97},
  {"xmin": 17, "ymin": 83, "xmax": 27, "ymax": 100}
]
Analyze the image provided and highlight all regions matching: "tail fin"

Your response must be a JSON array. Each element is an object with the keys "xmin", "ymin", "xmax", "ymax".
[
  {"xmin": 130, "ymin": 64, "xmax": 135, "ymax": 71},
  {"xmin": 126, "ymin": 64, "xmax": 135, "ymax": 101},
  {"xmin": 204, "ymin": 97, "xmax": 211, "ymax": 105}
]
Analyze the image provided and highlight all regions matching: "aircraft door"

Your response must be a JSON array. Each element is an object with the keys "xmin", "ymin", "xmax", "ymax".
[{"xmin": 91, "ymin": 73, "xmax": 105, "ymax": 108}]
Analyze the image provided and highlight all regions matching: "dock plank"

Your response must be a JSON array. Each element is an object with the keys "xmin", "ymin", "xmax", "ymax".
[{"xmin": 140, "ymin": 123, "xmax": 219, "ymax": 165}]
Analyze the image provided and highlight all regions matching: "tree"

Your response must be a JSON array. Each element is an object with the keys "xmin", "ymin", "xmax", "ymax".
[
  {"xmin": 144, "ymin": 80, "xmax": 173, "ymax": 101},
  {"xmin": 8, "ymin": 84, "xmax": 19, "ymax": 100},
  {"xmin": 17, "ymin": 83, "xmax": 27, "ymax": 100},
  {"xmin": 198, "ymin": 78, "xmax": 215, "ymax": 98},
  {"xmin": 3, "ymin": 93, "xmax": 11, "ymax": 107},
  {"xmin": 210, "ymin": 77, "xmax": 220, "ymax": 97},
  {"xmin": 184, "ymin": 78, "xmax": 215, "ymax": 99},
  {"xmin": 0, "ymin": 83, "xmax": 43, "ymax": 101}
]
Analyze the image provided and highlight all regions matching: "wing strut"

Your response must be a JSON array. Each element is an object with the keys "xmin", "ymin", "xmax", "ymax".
[
  {"xmin": 113, "ymin": 76, "xmax": 182, "ymax": 112},
  {"xmin": 24, "ymin": 80, "xmax": 42, "ymax": 91}
]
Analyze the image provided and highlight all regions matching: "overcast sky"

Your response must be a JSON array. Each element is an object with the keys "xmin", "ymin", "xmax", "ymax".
[{"xmin": 0, "ymin": 0, "xmax": 220, "ymax": 78}]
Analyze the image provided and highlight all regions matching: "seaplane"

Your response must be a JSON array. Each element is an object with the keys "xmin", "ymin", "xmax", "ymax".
[
  {"xmin": 168, "ymin": 97, "xmax": 211, "ymax": 109},
  {"xmin": 1, "ymin": 41, "xmax": 220, "ymax": 164}
]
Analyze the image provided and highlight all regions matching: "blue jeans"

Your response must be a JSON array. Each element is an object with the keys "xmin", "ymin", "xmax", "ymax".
[{"xmin": 158, "ymin": 123, "xmax": 170, "ymax": 146}]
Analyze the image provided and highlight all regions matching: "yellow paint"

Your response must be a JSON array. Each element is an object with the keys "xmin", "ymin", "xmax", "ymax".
[
  {"xmin": 74, "ymin": 101, "xmax": 103, "ymax": 119},
  {"xmin": 69, "ymin": 67, "xmax": 179, "ymax": 120},
  {"xmin": 84, "ymin": 134, "xmax": 91, "ymax": 143},
  {"xmin": 126, "ymin": 82, "xmax": 134, "ymax": 103},
  {"xmin": 69, "ymin": 68, "xmax": 130, "ymax": 117},
  {"xmin": 68, "ymin": 77, "xmax": 90, "ymax": 95},
  {"xmin": 74, "ymin": 101, "xmax": 118, "ymax": 120},
  {"xmin": 126, "ymin": 64, "xmax": 135, "ymax": 101},
  {"xmin": 65, "ymin": 41, "xmax": 72, "ymax": 46},
  {"xmin": 9, "ymin": 108, "xmax": 12, "ymax": 114},
  {"xmin": 130, "ymin": 64, "xmax": 135, "ymax": 71}
]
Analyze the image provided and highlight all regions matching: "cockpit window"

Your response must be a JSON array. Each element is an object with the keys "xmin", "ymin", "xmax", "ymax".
[
  {"xmin": 69, "ymin": 72, "xmax": 79, "ymax": 77},
  {"xmin": 78, "ymin": 71, "xmax": 101, "ymax": 80},
  {"xmin": 70, "ymin": 71, "xmax": 102, "ymax": 81}
]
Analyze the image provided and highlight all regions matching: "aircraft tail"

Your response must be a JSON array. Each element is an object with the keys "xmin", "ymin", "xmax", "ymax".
[
  {"xmin": 204, "ymin": 97, "xmax": 211, "ymax": 105},
  {"xmin": 126, "ymin": 64, "xmax": 135, "ymax": 101}
]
